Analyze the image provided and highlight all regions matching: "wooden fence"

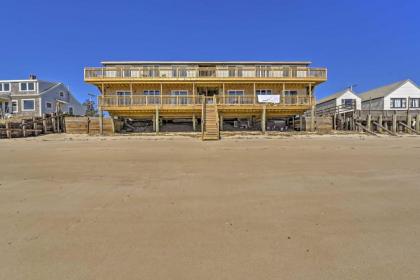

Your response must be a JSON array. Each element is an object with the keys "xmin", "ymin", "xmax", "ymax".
[
  {"xmin": 64, "ymin": 117, "xmax": 114, "ymax": 135},
  {"xmin": 0, "ymin": 115, "xmax": 114, "ymax": 139},
  {"xmin": 0, "ymin": 113, "xmax": 64, "ymax": 139}
]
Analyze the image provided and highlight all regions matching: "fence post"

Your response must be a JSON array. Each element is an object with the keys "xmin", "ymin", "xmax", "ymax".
[
  {"xmin": 6, "ymin": 121, "xmax": 11, "ymax": 138},
  {"xmin": 51, "ymin": 114, "xmax": 57, "ymax": 133},
  {"xmin": 56, "ymin": 114, "xmax": 61, "ymax": 133},
  {"xmin": 42, "ymin": 114, "xmax": 47, "ymax": 133},
  {"xmin": 22, "ymin": 120, "xmax": 26, "ymax": 137},
  {"xmin": 33, "ymin": 117, "xmax": 39, "ymax": 136}
]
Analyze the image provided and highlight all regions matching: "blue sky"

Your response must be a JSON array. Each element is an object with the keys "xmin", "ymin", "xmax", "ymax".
[{"xmin": 1, "ymin": 0, "xmax": 419, "ymax": 102}]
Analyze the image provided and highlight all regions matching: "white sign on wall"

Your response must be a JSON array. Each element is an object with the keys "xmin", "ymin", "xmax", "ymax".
[{"xmin": 257, "ymin": 95, "xmax": 280, "ymax": 103}]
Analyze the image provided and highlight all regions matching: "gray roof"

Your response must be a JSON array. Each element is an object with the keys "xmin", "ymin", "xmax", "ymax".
[
  {"xmin": 317, "ymin": 88, "xmax": 355, "ymax": 104},
  {"xmin": 358, "ymin": 79, "xmax": 416, "ymax": 101},
  {"xmin": 101, "ymin": 60, "xmax": 312, "ymax": 66}
]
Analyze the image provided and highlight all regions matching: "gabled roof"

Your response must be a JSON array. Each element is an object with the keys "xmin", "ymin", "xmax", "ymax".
[
  {"xmin": 358, "ymin": 79, "xmax": 417, "ymax": 101},
  {"xmin": 317, "ymin": 88, "xmax": 356, "ymax": 104},
  {"xmin": 39, "ymin": 82, "xmax": 64, "ymax": 95}
]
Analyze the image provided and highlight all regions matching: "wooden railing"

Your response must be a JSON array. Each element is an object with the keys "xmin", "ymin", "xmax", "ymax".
[
  {"xmin": 99, "ymin": 95, "xmax": 313, "ymax": 107},
  {"xmin": 85, "ymin": 66, "xmax": 327, "ymax": 80}
]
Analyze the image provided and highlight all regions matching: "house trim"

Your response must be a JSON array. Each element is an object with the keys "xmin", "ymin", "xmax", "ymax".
[{"xmin": 21, "ymin": 98, "xmax": 36, "ymax": 111}]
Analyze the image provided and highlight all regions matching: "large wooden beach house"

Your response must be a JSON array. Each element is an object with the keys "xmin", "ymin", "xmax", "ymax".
[{"xmin": 84, "ymin": 61, "xmax": 327, "ymax": 139}]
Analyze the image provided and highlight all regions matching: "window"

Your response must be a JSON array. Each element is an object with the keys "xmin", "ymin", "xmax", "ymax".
[
  {"xmin": 22, "ymin": 99, "xmax": 35, "ymax": 111},
  {"xmin": 59, "ymin": 91, "xmax": 64, "ymax": 97},
  {"xmin": 20, "ymin": 82, "xmax": 35, "ymax": 91},
  {"xmin": 12, "ymin": 100, "xmax": 18, "ymax": 113},
  {"xmin": 410, "ymin": 98, "xmax": 420, "ymax": 108},
  {"xmin": 69, "ymin": 107, "xmax": 74, "ymax": 115},
  {"xmin": 390, "ymin": 98, "xmax": 407, "ymax": 108},
  {"xmin": 227, "ymin": 90, "xmax": 244, "ymax": 104},
  {"xmin": 144, "ymin": 90, "xmax": 160, "ymax": 104},
  {"xmin": 0, "ymin": 82, "xmax": 11, "ymax": 92},
  {"xmin": 171, "ymin": 90, "xmax": 189, "ymax": 104},
  {"xmin": 256, "ymin": 89, "xmax": 272, "ymax": 95},
  {"xmin": 116, "ymin": 91, "xmax": 131, "ymax": 105},
  {"xmin": 46, "ymin": 102, "xmax": 52, "ymax": 109},
  {"xmin": 284, "ymin": 90, "xmax": 298, "ymax": 96},
  {"xmin": 341, "ymin": 99, "xmax": 354, "ymax": 107}
]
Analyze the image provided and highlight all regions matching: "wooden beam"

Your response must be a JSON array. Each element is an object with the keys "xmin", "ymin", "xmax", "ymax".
[
  {"xmin": 373, "ymin": 121, "xmax": 398, "ymax": 136},
  {"xmin": 399, "ymin": 121, "xmax": 420, "ymax": 135},
  {"xmin": 355, "ymin": 122, "xmax": 379, "ymax": 136}
]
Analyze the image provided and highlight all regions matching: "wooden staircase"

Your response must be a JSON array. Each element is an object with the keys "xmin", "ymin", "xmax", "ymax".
[{"xmin": 202, "ymin": 101, "xmax": 220, "ymax": 141}]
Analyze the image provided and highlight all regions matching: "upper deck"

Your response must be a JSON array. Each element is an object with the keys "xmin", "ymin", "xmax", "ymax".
[{"xmin": 84, "ymin": 61, "xmax": 327, "ymax": 84}]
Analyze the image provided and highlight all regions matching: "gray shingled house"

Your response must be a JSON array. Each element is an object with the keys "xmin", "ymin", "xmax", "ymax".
[{"xmin": 0, "ymin": 75, "xmax": 85, "ymax": 118}]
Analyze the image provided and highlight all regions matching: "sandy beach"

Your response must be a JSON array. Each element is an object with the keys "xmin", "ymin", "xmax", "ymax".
[{"xmin": 1, "ymin": 134, "xmax": 420, "ymax": 280}]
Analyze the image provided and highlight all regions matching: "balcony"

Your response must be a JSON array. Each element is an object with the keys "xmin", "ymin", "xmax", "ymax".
[
  {"xmin": 99, "ymin": 94, "xmax": 313, "ymax": 108},
  {"xmin": 85, "ymin": 66, "xmax": 327, "ymax": 82}
]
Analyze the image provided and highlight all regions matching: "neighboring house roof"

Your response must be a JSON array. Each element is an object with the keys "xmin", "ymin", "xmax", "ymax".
[
  {"xmin": 39, "ymin": 82, "xmax": 62, "ymax": 95},
  {"xmin": 358, "ymin": 79, "xmax": 417, "ymax": 101},
  {"xmin": 317, "ymin": 89, "xmax": 356, "ymax": 105},
  {"xmin": 101, "ymin": 61, "xmax": 312, "ymax": 66}
]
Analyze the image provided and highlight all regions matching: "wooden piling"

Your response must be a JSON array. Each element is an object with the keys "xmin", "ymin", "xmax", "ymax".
[
  {"xmin": 261, "ymin": 106, "xmax": 266, "ymax": 133},
  {"xmin": 192, "ymin": 114, "xmax": 197, "ymax": 131},
  {"xmin": 219, "ymin": 114, "xmax": 223, "ymax": 131},
  {"xmin": 407, "ymin": 114, "xmax": 412, "ymax": 133},
  {"xmin": 367, "ymin": 114, "xmax": 371, "ymax": 131},
  {"xmin": 99, "ymin": 109, "xmax": 103, "ymax": 135},
  {"xmin": 155, "ymin": 106, "xmax": 159, "ymax": 133},
  {"xmin": 310, "ymin": 105, "xmax": 315, "ymax": 132},
  {"xmin": 378, "ymin": 115, "xmax": 383, "ymax": 133},
  {"xmin": 392, "ymin": 114, "xmax": 397, "ymax": 134}
]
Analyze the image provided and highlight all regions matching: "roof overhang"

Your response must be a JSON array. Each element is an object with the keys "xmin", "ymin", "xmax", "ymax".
[{"xmin": 101, "ymin": 61, "xmax": 312, "ymax": 66}]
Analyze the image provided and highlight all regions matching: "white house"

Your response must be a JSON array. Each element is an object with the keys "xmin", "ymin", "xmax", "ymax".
[
  {"xmin": 316, "ymin": 88, "xmax": 361, "ymax": 112},
  {"xmin": 359, "ymin": 79, "xmax": 420, "ymax": 111}
]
